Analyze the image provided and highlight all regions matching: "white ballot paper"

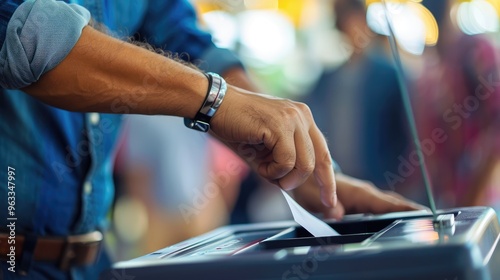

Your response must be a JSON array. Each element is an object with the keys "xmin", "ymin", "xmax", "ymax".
[{"xmin": 280, "ymin": 189, "xmax": 340, "ymax": 237}]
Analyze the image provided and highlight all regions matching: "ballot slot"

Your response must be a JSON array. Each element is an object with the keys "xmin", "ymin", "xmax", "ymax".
[
  {"xmin": 158, "ymin": 211, "xmax": 462, "ymax": 258},
  {"xmin": 259, "ymin": 218, "xmax": 397, "ymax": 250}
]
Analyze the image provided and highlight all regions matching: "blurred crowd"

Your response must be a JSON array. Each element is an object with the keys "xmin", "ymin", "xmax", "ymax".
[{"xmin": 109, "ymin": 0, "xmax": 500, "ymax": 261}]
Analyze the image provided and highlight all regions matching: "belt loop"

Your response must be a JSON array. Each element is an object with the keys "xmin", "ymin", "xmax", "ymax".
[
  {"xmin": 18, "ymin": 232, "xmax": 38, "ymax": 276},
  {"xmin": 58, "ymin": 237, "xmax": 76, "ymax": 271}
]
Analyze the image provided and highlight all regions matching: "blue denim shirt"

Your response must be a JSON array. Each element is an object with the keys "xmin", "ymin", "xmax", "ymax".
[{"xmin": 0, "ymin": 0, "xmax": 241, "ymax": 279}]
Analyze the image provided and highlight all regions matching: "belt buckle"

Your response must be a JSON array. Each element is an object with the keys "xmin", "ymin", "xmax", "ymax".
[{"xmin": 58, "ymin": 231, "xmax": 103, "ymax": 271}]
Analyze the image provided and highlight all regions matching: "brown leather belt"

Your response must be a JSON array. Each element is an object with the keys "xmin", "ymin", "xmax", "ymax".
[{"xmin": 0, "ymin": 231, "xmax": 102, "ymax": 270}]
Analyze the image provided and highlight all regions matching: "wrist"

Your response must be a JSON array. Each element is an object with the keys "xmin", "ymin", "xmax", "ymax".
[
  {"xmin": 184, "ymin": 72, "xmax": 227, "ymax": 132},
  {"xmin": 174, "ymin": 71, "xmax": 209, "ymax": 118}
]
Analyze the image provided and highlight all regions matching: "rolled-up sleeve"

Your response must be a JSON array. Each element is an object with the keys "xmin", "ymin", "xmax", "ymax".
[
  {"xmin": 0, "ymin": 0, "xmax": 91, "ymax": 89},
  {"xmin": 136, "ymin": 0, "xmax": 243, "ymax": 74}
]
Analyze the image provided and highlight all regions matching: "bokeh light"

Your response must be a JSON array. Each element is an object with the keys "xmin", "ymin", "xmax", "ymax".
[
  {"xmin": 238, "ymin": 10, "xmax": 296, "ymax": 64},
  {"xmin": 367, "ymin": 2, "xmax": 429, "ymax": 55},
  {"xmin": 456, "ymin": 0, "xmax": 500, "ymax": 35},
  {"xmin": 414, "ymin": 3, "xmax": 439, "ymax": 45},
  {"xmin": 202, "ymin": 11, "xmax": 238, "ymax": 49}
]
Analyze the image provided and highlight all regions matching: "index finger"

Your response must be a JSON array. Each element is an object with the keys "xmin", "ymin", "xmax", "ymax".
[{"xmin": 310, "ymin": 126, "xmax": 337, "ymax": 208}]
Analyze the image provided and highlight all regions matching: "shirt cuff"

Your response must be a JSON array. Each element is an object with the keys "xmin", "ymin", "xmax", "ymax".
[
  {"xmin": 197, "ymin": 46, "xmax": 244, "ymax": 75},
  {"xmin": 0, "ymin": 0, "xmax": 90, "ymax": 89}
]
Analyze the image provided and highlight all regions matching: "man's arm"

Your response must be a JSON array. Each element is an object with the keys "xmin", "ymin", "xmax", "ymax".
[
  {"xmin": 22, "ymin": 25, "xmax": 337, "ymax": 208},
  {"xmin": 24, "ymin": 26, "xmax": 208, "ymax": 117},
  {"xmin": 128, "ymin": 0, "xmax": 418, "ymax": 213}
]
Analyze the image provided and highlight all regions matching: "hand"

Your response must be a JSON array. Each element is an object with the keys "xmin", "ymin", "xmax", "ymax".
[
  {"xmin": 210, "ymin": 85, "xmax": 337, "ymax": 208},
  {"xmin": 293, "ymin": 173, "xmax": 426, "ymax": 220}
]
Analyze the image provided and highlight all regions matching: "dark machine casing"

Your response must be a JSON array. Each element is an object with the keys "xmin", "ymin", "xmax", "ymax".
[{"xmin": 101, "ymin": 207, "xmax": 500, "ymax": 280}]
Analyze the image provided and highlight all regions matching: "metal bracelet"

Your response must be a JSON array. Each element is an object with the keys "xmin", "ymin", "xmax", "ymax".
[{"xmin": 184, "ymin": 72, "xmax": 227, "ymax": 132}]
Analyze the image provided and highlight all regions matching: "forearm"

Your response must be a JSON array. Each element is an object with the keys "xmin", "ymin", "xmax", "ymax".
[{"xmin": 24, "ymin": 26, "xmax": 208, "ymax": 118}]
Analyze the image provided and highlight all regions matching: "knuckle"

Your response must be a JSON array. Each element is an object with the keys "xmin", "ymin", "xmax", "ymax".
[
  {"xmin": 261, "ymin": 128, "xmax": 274, "ymax": 143},
  {"xmin": 297, "ymin": 102, "xmax": 312, "ymax": 116},
  {"xmin": 298, "ymin": 149, "xmax": 315, "ymax": 176},
  {"xmin": 275, "ymin": 149, "xmax": 296, "ymax": 174},
  {"xmin": 299, "ymin": 162, "xmax": 315, "ymax": 176},
  {"xmin": 283, "ymin": 106, "xmax": 300, "ymax": 119},
  {"xmin": 281, "ymin": 159, "xmax": 296, "ymax": 171},
  {"xmin": 277, "ymin": 102, "xmax": 314, "ymax": 127},
  {"xmin": 316, "ymin": 152, "xmax": 333, "ymax": 169}
]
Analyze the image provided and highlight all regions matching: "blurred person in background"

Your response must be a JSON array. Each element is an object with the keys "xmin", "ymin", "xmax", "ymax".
[
  {"xmin": 304, "ymin": 0, "xmax": 410, "ymax": 192},
  {"xmin": 414, "ymin": 0, "xmax": 500, "ymax": 210}
]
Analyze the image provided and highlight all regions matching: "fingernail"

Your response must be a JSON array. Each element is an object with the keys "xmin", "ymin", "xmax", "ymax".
[
  {"xmin": 321, "ymin": 192, "xmax": 332, "ymax": 207},
  {"xmin": 321, "ymin": 196, "xmax": 330, "ymax": 207},
  {"xmin": 332, "ymin": 192, "xmax": 337, "ymax": 207}
]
